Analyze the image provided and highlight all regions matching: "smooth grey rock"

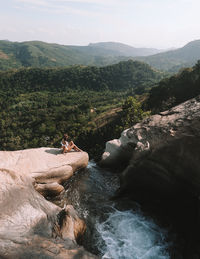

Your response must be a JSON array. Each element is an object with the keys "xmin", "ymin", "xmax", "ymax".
[
  {"xmin": 0, "ymin": 147, "xmax": 89, "ymax": 197},
  {"xmin": 0, "ymin": 148, "xmax": 97, "ymax": 258},
  {"xmin": 0, "ymin": 167, "xmax": 97, "ymax": 258},
  {"xmin": 101, "ymin": 95, "xmax": 200, "ymax": 198}
]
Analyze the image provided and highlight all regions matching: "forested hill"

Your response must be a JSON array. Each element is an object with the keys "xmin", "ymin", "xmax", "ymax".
[
  {"xmin": 0, "ymin": 40, "xmax": 161, "ymax": 71},
  {"xmin": 0, "ymin": 60, "xmax": 163, "ymax": 154},
  {"xmin": 145, "ymin": 61, "xmax": 200, "ymax": 112},
  {"xmin": 137, "ymin": 40, "xmax": 200, "ymax": 72},
  {"xmin": 0, "ymin": 60, "xmax": 162, "ymax": 94},
  {"xmin": 88, "ymin": 42, "xmax": 161, "ymax": 57}
]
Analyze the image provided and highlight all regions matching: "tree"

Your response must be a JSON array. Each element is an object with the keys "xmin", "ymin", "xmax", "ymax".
[{"xmin": 121, "ymin": 96, "xmax": 150, "ymax": 128}]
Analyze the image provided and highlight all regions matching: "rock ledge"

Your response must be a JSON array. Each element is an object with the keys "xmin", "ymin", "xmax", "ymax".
[
  {"xmin": 0, "ymin": 147, "xmax": 89, "ymax": 197},
  {"xmin": 101, "ymin": 95, "xmax": 200, "ymax": 197},
  {"xmin": 0, "ymin": 148, "xmax": 96, "ymax": 258}
]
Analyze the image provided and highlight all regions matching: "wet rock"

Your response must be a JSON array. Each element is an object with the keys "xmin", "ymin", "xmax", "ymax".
[
  {"xmin": 101, "ymin": 95, "xmax": 200, "ymax": 256},
  {"xmin": 0, "ymin": 168, "xmax": 97, "ymax": 258},
  {"xmin": 35, "ymin": 182, "xmax": 65, "ymax": 197},
  {"xmin": 57, "ymin": 205, "xmax": 86, "ymax": 241}
]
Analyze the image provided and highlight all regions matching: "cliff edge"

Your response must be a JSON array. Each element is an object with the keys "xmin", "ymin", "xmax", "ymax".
[
  {"xmin": 0, "ymin": 148, "xmax": 97, "ymax": 258},
  {"xmin": 0, "ymin": 147, "xmax": 88, "ymax": 198},
  {"xmin": 101, "ymin": 95, "xmax": 200, "ymax": 198},
  {"xmin": 100, "ymin": 95, "xmax": 200, "ymax": 256}
]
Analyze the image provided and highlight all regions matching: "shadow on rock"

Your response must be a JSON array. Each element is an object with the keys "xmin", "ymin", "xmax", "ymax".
[{"xmin": 45, "ymin": 148, "xmax": 62, "ymax": 155}]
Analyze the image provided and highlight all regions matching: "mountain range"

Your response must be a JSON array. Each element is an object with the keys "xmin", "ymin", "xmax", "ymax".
[
  {"xmin": 137, "ymin": 40, "xmax": 200, "ymax": 72},
  {"xmin": 0, "ymin": 39, "xmax": 200, "ymax": 71},
  {"xmin": 0, "ymin": 40, "xmax": 161, "ymax": 71},
  {"xmin": 88, "ymin": 42, "xmax": 161, "ymax": 57}
]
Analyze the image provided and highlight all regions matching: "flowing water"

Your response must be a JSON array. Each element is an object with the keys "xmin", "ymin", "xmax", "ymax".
[{"xmin": 64, "ymin": 161, "xmax": 170, "ymax": 259}]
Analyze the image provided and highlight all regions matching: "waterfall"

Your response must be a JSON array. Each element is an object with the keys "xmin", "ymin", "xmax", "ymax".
[
  {"xmin": 64, "ymin": 161, "xmax": 170, "ymax": 258},
  {"xmin": 96, "ymin": 208, "xmax": 169, "ymax": 259}
]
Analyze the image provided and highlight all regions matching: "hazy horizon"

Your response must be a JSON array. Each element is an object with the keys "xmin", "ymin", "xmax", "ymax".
[
  {"xmin": 0, "ymin": 38, "xmax": 179, "ymax": 50},
  {"xmin": 1, "ymin": 0, "xmax": 200, "ymax": 49}
]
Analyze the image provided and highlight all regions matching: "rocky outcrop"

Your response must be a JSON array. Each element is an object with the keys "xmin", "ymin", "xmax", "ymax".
[
  {"xmin": 0, "ymin": 168, "xmax": 96, "ymax": 258},
  {"xmin": 101, "ymin": 95, "xmax": 200, "ymax": 256},
  {"xmin": 0, "ymin": 148, "xmax": 96, "ymax": 258},
  {"xmin": 0, "ymin": 147, "xmax": 88, "ymax": 199},
  {"xmin": 101, "ymin": 95, "xmax": 200, "ymax": 199}
]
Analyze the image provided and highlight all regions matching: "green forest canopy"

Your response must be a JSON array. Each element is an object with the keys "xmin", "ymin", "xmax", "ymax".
[
  {"xmin": 0, "ymin": 60, "xmax": 163, "ymax": 158},
  {"xmin": 1, "ymin": 59, "xmax": 199, "ymax": 159},
  {"xmin": 0, "ymin": 40, "xmax": 161, "ymax": 70},
  {"xmin": 145, "ymin": 61, "xmax": 200, "ymax": 112}
]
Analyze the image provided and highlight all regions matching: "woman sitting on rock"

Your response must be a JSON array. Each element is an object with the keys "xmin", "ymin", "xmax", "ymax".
[{"xmin": 61, "ymin": 134, "xmax": 82, "ymax": 153}]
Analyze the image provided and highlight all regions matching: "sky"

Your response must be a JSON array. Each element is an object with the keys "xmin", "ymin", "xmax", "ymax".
[{"xmin": 1, "ymin": 0, "xmax": 200, "ymax": 49}]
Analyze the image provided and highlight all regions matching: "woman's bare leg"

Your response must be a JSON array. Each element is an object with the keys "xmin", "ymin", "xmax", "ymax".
[
  {"xmin": 68, "ymin": 141, "xmax": 82, "ymax": 152},
  {"xmin": 73, "ymin": 144, "xmax": 82, "ymax": 151},
  {"xmin": 62, "ymin": 146, "xmax": 66, "ymax": 154},
  {"xmin": 70, "ymin": 141, "xmax": 81, "ymax": 151},
  {"xmin": 67, "ymin": 143, "xmax": 75, "ymax": 152}
]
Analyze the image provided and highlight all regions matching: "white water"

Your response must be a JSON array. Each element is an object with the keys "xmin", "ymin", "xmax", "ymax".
[
  {"xmin": 64, "ymin": 161, "xmax": 170, "ymax": 258},
  {"xmin": 96, "ymin": 209, "xmax": 170, "ymax": 259}
]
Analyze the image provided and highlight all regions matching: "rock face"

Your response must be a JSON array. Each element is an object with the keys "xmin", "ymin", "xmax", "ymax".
[
  {"xmin": 0, "ymin": 148, "xmax": 96, "ymax": 258},
  {"xmin": 0, "ymin": 147, "xmax": 89, "ymax": 198},
  {"xmin": 101, "ymin": 95, "xmax": 200, "ymax": 199},
  {"xmin": 101, "ymin": 95, "xmax": 200, "ymax": 256}
]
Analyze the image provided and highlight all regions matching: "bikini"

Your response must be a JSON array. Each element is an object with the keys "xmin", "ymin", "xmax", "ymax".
[{"xmin": 61, "ymin": 140, "xmax": 69, "ymax": 149}]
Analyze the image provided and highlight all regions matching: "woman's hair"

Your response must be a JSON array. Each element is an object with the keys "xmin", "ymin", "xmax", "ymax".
[{"xmin": 63, "ymin": 134, "xmax": 68, "ymax": 141}]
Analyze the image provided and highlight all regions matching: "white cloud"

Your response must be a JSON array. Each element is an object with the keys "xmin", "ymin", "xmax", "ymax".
[
  {"xmin": 14, "ymin": 0, "xmax": 122, "ymax": 9},
  {"xmin": 15, "ymin": 0, "xmax": 49, "ymax": 7},
  {"xmin": 3, "ymin": 0, "xmax": 200, "ymax": 48},
  {"xmin": 56, "ymin": 0, "xmax": 117, "ymax": 5},
  {"xmin": 13, "ymin": 0, "xmax": 110, "ymax": 17}
]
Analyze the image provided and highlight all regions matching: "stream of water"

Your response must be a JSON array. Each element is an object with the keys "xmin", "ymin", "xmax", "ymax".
[{"xmin": 64, "ymin": 161, "xmax": 170, "ymax": 259}]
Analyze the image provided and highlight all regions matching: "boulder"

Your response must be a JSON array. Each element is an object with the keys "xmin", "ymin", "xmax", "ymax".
[
  {"xmin": 0, "ymin": 147, "xmax": 89, "ymax": 198},
  {"xmin": 101, "ymin": 95, "xmax": 200, "ymax": 199},
  {"xmin": 0, "ymin": 168, "xmax": 97, "ymax": 258},
  {"xmin": 101, "ymin": 95, "xmax": 200, "ymax": 256}
]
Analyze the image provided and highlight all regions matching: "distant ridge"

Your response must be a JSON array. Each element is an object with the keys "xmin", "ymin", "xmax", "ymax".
[
  {"xmin": 0, "ymin": 39, "xmax": 200, "ymax": 72},
  {"xmin": 88, "ymin": 42, "xmax": 162, "ymax": 57},
  {"xmin": 137, "ymin": 39, "xmax": 200, "ymax": 72},
  {"xmin": 0, "ymin": 40, "xmax": 161, "ymax": 70}
]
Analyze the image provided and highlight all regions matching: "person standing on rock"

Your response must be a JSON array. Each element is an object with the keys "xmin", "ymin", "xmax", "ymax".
[{"xmin": 61, "ymin": 134, "xmax": 82, "ymax": 153}]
